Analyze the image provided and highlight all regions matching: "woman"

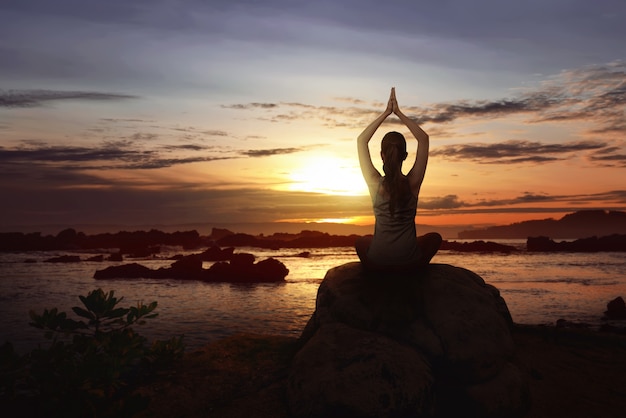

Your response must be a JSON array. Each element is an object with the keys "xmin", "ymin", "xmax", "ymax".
[{"xmin": 355, "ymin": 88, "xmax": 442, "ymax": 272}]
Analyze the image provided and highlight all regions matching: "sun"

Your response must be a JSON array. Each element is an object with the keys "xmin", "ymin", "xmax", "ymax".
[{"xmin": 286, "ymin": 155, "xmax": 368, "ymax": 196}]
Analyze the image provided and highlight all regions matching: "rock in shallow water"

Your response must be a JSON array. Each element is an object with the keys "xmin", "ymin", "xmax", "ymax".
[{"xmin": 288, "ymin": 262, "xmax": 529, "ymax": 418}]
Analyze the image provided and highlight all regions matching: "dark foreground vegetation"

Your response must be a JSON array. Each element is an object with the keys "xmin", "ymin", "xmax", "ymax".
[{"xmin": 0, "ymin": 289, "xmax": 184, "ymax": 418}]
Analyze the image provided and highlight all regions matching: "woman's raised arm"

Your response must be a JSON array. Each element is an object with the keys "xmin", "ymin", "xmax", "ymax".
[
  {"xmin": 394, "ymin": 96, "xmax": 429, "ymax": 195},
  {"xmin": 357, "ymin": 88, "xmax": 394, "ymax": 189}
]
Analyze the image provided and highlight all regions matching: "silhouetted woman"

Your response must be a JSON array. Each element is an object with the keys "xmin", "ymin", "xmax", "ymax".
[{"xmin": 355, "ymin": 88, "xmax": 442, "ymax": 272}]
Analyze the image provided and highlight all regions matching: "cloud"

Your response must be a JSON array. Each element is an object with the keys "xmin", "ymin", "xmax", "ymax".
[
  {"xmin": 242, "ymin": 147, "xmax": 304, "ymax": 157},
  {"xmin": 129, "ymin": 132, "xmax": 159, "ymax": 141},
  {"xmin": 168, "ymin": 126, "xmax": 229, "ymax": 136},
  {"xmin": 100, "ymin": 118, "xmax": 153, "ymax": 123},
  {"xmin": 430, "ymin": 140, "xmax": 607, "ymax": 164},
  {"xmin": 224, "ymin": 100, "xmax": 376, "ymax": 129},
  {"xmin": 589, "ymin": 148, "xmax": 626, "ymax": 167},
  {"xmin": 95, "ymin": 119, "xmax": 233, "ymax": 145},
  {"xmin": 0, "ymin": 141, "xmax": 235, "ymax": 171},
  {"xmin": 333, "ymin": 97, "xmax": 367, "ymax": 105},
  {"xmin": 0, "ymin": 145, "xmax": 146, "ymax": 164},
  {"xmin": 163, "ymin": 144, "xmax": 210, "ymax": 151},
  {"xmin": 419, "ymin": 192, "xmax": 553, "ymax": 210},
  {"xmin": 497, "ymin": 190, "xmax": 624, "ymax": 207},
  {"xmin": 403, "ymin": 63, "xmax": 626, "ymax": 133},
  {"xmin": 415, "ymin": 98, "xmax": 545, "ymax": 124},
  {"xmin": 419, "ymin": 195, "xmax": 466, "ymax": 210},
  {"xmin": 416, "ymin": 190, "xmax": 626, "ymax": 218},
  {"xmin": 5, "ymin": 1, "xmax": 625, "ymax": 49},
  {"xmin": 468, "ymin": 192, "xmax": 554, "ymax": 208},
  {"xmin": 222, "ymin": 103, "xmax": 278, "ymax": 110},
  {"xmin": 2, "ymin": 0, "xmax": 624, "ymax": 96},
  {"xmin": 117, "ymin": 156, "xmax": 229, "ymax": 170},
  {"xmin": 202, "ymin": 130, "xmax": 229, "ymax": 137},
  {"xmin": 220, "ymin": 63, "xmax": 625, "ymax": 136},
  {"xmin": 0, "ymin": 89, "xmax": 137, "ymax": 107}
]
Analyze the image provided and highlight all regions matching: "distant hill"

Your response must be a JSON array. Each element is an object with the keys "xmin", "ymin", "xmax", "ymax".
[{"xmin": 458, "ymin": 210, "xmax": 626, "ymax": 239}]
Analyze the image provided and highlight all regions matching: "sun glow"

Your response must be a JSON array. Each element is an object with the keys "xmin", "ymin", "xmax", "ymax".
[
  {"xmin": 276, "ymin": 215, "xmax": 374, "ymax": 224},
  {"xmin": 285, "ymin": 155, "xmax": 368, "ymax": 196}
]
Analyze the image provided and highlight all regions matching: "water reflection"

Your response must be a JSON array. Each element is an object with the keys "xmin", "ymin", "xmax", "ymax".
[{"xmin": 1, "ymin": 246, "xmax": 625, "ymax": 353}]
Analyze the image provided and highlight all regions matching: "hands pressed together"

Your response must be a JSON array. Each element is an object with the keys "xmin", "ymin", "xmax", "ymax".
[
  {"xmin": 385, "ymin": 87, "xmax": 402, "ymax": 117},
  {"xmin": 381, "ymin": 87, "xmax": 429, "ymax": 145}
]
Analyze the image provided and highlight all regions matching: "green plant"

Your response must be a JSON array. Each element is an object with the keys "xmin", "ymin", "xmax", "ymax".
[{"xmin": 0, "ymin": 289, "xmax": 184, "ymax": 418}]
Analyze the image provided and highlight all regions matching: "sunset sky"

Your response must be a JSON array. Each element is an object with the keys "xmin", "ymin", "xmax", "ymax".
[{"xmin": 1, "ymin": 0, "xmax": 625, "ymax": 234}]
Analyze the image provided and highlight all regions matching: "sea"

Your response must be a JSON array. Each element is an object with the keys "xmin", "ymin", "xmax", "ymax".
[{"xmin": 1, "ymin": 240, "xmax": 625, "ymax": 354}]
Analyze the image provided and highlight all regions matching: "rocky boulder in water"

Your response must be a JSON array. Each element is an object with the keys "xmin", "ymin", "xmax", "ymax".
[
  {"xmin": 288, "ymin": 262, "xmax": 529, "ymax": 418},
  {"xmin": 93, "ymin": 253, "xmax": 289, "ymax": 282},
  {"xmin": 604, "ymin": 296, "xmax": 626, "ymax": 320}
]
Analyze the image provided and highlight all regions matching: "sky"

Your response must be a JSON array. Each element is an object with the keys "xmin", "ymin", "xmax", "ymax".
[{"xmin": 1, "ymin": 0, "xmax": 625, "ymax": 234}]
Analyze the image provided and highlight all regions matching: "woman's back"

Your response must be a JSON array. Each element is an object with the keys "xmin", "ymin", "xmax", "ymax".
[{"xmin": 367, "ymin": 180, "xmax": 420, "ymax": 266}]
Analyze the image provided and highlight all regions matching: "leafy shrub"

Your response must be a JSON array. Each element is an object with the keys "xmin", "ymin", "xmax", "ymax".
[{"xmin": 0, "ymin": 289, "xmax": 184, "ymax": 418}]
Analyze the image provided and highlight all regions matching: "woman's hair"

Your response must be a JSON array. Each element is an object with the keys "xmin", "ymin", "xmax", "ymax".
[{"xmin": 381, "ymin": 131, "xmax": 409, "ymax": 216}]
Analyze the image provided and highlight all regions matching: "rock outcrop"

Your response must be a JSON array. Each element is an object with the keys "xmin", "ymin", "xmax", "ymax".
[
  {"xmin": 44, "ymin": 255, "xmax": 82, "ymax": 263},
  {"xmin": 527, "ymin": 234, "xmax": 626, "ymax": 252},
  {"xmin": 604, "ymin": 296, "xmax": 626, "ymax": 320},
  {"xmin": 440, "ymin": 240, "xmax": 518, "ymax": 253},
  {"xmin": 288, "ymin": 262, "xmax": 529, "ymax": 418},
  {"xmin": 93, "ymin": 253, "xmax": 289, "ymax": 283}
]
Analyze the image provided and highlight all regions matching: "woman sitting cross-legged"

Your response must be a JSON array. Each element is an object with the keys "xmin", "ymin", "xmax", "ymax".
[{"xmin": 355, "ymin": 88, "xmax": 442, "ymax": 273}]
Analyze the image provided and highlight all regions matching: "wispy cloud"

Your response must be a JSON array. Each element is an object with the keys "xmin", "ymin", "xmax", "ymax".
[
  {"xmin": 419, "ymin": 195, "xmax": 466, "ymax": 210},
  {"xmin": 100, "ymin": 118, "xmax": 153, "ymax": 123},
  {"xmin": 223, "ymin": 62, "xmax": 626, "ymax": 137},
  {"xmin": 0, "ymin": 89, "xmax": 137, "ymax": 107},
  {"xmin": 163, "ymin": 144, "xmax": 210, "ymax": 151},
  {"xmin": 418, "ymin": 190, "xmax": 626, "ymax": 215},
  {"xmin": 430, "ymin": 140, "xmax": 607, "ymax": 164},
  {"xmin": 129, "ymin": 132, "xmax": 159, "ymax": 141},
  {"xmin": 420, "ymin": 64, "xmax": 626, "ymax": 136},
  {"xmin": 222, "ymin": 103, "xmax": 278, "ymax": 110},
  {"xmin": 589, "ymin": 148, "xmax": 626, "ymax": 167},
  {"xmin": 0, "ymin": 141, "xmax": 235, "ymax": 171},
  {"xmin": 242, "ymin": 147, "xmax": 304, "ymax": 157},
  {"xmin": 419, "ymin": 192, "xmax": 553, "ymax": 210},
  {"xmin": 168, "ymin": 126, "xmax": 229, "ymax": 136}
]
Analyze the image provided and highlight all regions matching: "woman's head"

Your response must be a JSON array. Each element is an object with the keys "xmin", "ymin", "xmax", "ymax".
[
  {"xmin": 381, "ymin": 131, "xmax": 409, "ymax": 216},
  {"xmin": 381, "ymin": 131, "xmax": 408, "ymax": 175}
]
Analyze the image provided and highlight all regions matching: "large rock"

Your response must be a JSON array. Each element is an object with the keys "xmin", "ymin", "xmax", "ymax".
[
  {"xmin": 289, "ymin": 262, "xmax": 529, "ymax": 418},
  {"xmin": 290, "ymin": 323, "xmax": 434, "ymax": 418}
]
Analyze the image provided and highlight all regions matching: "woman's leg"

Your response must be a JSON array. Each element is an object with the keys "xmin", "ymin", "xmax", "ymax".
[
  {"xmin": 355, "ymin": 235, "xmax": 373, "ymax": 266},
  {"xmin": 356, "ymin": 233, "xmax": 442, "ymax": 272},
  {"xmin": 417, "ymin": 232, "xmax": 443, "ymax": 266}
]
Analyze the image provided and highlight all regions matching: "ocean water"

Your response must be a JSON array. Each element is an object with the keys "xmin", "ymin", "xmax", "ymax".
[{"xmin": 1, "ymin": 242, "xmax": 625, "ymax": 353}]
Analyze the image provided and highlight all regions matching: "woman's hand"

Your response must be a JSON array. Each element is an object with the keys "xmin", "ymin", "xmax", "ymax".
[
  {"xmin": 391, "ymin": 87, "xmax": 401, "ymax": 116},
  {"xmin": 384, "ymin": 87, "xmax": 395, "ymax": 116}
]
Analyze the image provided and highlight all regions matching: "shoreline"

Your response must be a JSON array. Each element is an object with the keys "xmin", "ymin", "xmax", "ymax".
[
  {"xmin": 2, "ymin": 227, "xmax": 625, "ymax": 254},
  {"xmin": 135, "ymin": 324, "xmax": 626, "ymax": 418}
]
